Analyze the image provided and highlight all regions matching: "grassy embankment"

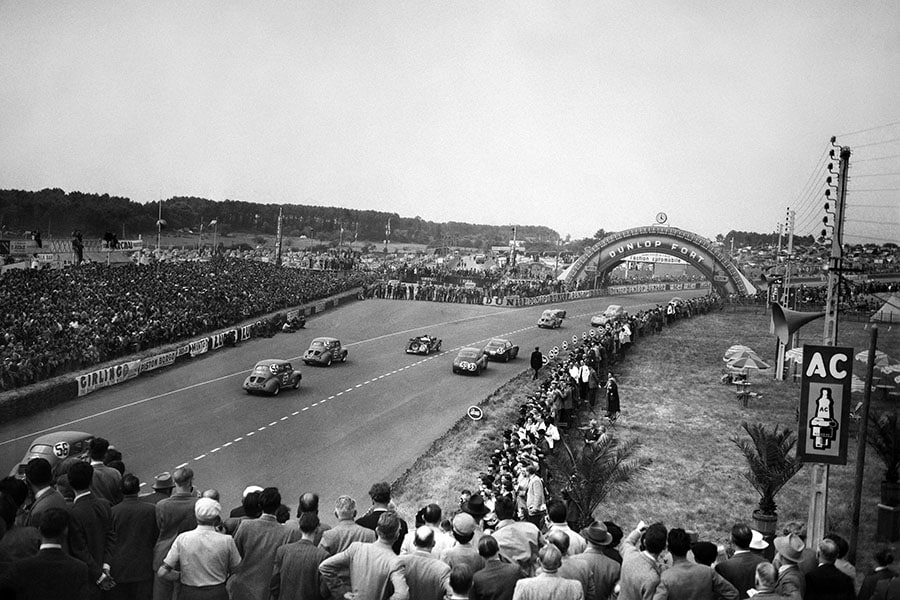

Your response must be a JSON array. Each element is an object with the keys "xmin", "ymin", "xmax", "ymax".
[{"xmin": 392, "ymin": 307, "xmax": 899, "ymax": 581}]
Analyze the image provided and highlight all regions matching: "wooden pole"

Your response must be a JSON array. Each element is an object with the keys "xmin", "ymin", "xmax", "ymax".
[{"xmin": 848, "ymin": 325, "xmax": 877, "ymax": 563}]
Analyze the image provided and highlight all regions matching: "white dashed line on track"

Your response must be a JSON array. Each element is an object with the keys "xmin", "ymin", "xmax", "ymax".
[{"xmin": 194, "ymin": 455, "xmax": 206, "ymax": 461}]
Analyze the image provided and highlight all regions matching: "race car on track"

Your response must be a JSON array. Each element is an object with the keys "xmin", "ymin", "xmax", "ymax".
[
  {"xmin": 452, "ymin": 347, "xmax": 489, "ymax": 375},
  {"xmin": 538, "ymin": 308, "xmax": 566, "ymax": 329},
  {"xmin": 9, "ymin": 431, "xmax": 94, "ymax": 478},
  {"xmin": 406, "ymin": 334, "xmax": 442, "ymax": 355},
  {"xmin": 302, "ymin": 337, "xmax": 348, "ymax": 366},
  {"xmin": 243, "ymin": 359, "xmax": 302, "ymax": 395},
  {"xmin": 483, "ymin": 338, "xmax": 519, "ymax": 362},
  {"xmin": 591, "ymin": 304, "xmax": 627, "ymax": 327}
]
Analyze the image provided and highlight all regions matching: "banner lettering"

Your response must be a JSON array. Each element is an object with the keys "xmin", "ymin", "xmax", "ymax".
[{"xmin": 76, "ymin": 359, "xmax": 141, "ymax": 397}]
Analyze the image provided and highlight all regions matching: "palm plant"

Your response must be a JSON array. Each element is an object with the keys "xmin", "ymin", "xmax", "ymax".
[
  {"xmin": 554, "ymin": 433, "xmax": 649, "ymax": 530},
  {"xmin": 867, "ymin": 410, "xmax": 900, "ymax": 484},
  {"xmin": 731, "ymin": 422, "xmax": 803, "ymax": 516}
]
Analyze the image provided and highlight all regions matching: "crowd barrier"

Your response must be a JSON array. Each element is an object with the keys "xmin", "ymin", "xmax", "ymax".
[{"xmin": 0, "ymin": 288, "xmax": 364, "ymax": 422}]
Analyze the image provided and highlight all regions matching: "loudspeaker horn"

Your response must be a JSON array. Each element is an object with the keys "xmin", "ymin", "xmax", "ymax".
[{"xmin": 771, "ymin": 302, "xmax": 826, "ymax": 344}]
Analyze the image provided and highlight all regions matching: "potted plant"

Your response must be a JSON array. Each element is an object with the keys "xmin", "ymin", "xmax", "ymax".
[
  {"xmin": 731, "ymin": 422, "xmax": 803, "ymax": 537},
  {"xmin": 868, "ymin": 410, "xmax": 900, "ymax": 506}
]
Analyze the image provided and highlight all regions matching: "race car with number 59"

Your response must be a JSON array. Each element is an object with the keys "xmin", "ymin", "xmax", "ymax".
[
  {"xmin": 406, "ymin": 334, "xmax": 442, "ymax": 355},
  {"xmin": 452, "ymin": 347, "xmax": 489, "ymax": 375},
  {"xmin": 483, "ymin": 338, "xmax": 519, "ymax": 362}
]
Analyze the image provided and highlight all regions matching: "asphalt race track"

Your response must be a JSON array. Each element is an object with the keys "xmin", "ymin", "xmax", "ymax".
[{"xmin": 0, "ymin": 290, "xmax": 704, "ymax": 512}]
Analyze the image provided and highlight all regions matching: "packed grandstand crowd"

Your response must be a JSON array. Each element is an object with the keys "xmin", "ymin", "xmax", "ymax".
[{"xmin": 10, "ymin": 294, "xmax": 870, "ymax": 600}]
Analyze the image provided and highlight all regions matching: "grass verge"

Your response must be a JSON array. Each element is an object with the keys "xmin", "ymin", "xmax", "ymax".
[{"xmin": 392, "ymin": 307, "xmax": 900, "ymax": 583}]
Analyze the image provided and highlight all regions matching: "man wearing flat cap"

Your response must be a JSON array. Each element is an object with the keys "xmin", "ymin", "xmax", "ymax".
[
  {"xmin": 574, "ymin": 521, "xmax": 621, "ymax": 600},
  {"xmin": 773, "ymin": 533, "xmax": 806, "ymax": 600},
  {"xmin": 158, "ymin": 498, "xmax": 241, "ymax": 600}
]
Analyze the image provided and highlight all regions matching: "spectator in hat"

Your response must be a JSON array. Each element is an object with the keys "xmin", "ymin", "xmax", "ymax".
[
  {"xmin": 441, "ymin": 513, "xmax": 484, "ymax": 575},
  {"xmin": 471, "ymin": 534, "xmax": 522, "ymax": 600},
  {"xmin": 228, "ymin": 487, "xmax": 296, "ymax": 600},
  {"xmin": 531, "ymin": 347, "xmax": 543, "ymax": 380},
  {"xmin": 858, "ymin": 547, "xmax": 894, "ymax": 600},
  {"xmin": 222, "ymin": 490, "xmax": 262, "ymax": 536},
  {"xmin": 547, "ymin": 500, "xmax": 586, "ymax": 556},
  {"xmin": 715, "ymin": 524, "xmax": 769, "ymax": 599},
  {"xmin": 653, "ymin": 528, "xmax": 738, "ymax": 600},
  {"xmin": 158, "ymin": 497, "xmax": 241, "ymax": 600},
  {"xmin": 141, "ymin": 473, "xmax": 175, "ymax": 506},
  {"xmin": 398, "ymin": 525, "xmax": 452, "ymax": 600},
  {"xmin": 576, "ymin": 521, "xmax": 621, "ymax": 600},
  {"xmin": 464, "ymin": 494, "xmax": 491, "ymax": 532},
  {"xmin": 805, "ymin": 538, "xmax": 855, "ymax": 600},
  {"xmin": 357, "ymin": 482, "xmax": 408, "ymax": 555},
  {"xmin": 620, "ymin": 521, "xmax": 667, "ymax": 600},
  {"xmin": 512, "ymin": 543, "xmax": 584, "ymax": 599},
  {"xmin": 319, "ymin": 510, "xmax": 409, "ymax": 600},
  {"xmin": 773, "ymin": 533, "xmax": 806, "ymax": 600},
  {"xmin": 110, "ymin": 473, "xmax": 159, "ymax": 600},
  {"xmin": 781, "ymin": 522, "xmax": 817, "ymax": 575}
]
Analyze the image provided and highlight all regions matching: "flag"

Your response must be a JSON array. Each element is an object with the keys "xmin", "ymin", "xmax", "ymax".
[{"xmin": 209, "ymin": 219, "xmax": 217, "ymax": 226}]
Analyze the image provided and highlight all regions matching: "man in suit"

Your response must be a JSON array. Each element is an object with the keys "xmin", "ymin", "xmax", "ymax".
[
  {"xmin": 0, "ymin": 476, "xmax": 40, "ymax": 567},
  {"xmin": 805, "ymin": 539, "xmax": 856, "ymax": 600},
  {"xmin": 0, "ymin": 508, "xmax": 90, "ymax": 600},
  {"xmin": 470, "ymin": 534, "xmax": 522, "ymax": 600},
  {"xmin": 22, "ymin": 457, "xmax": 68, "ymax": 528},
  {"xmin": 270, "ymin": 512, "xmax": 330, "ymax": 600},
  {"xmin": 318, "ymin": 495, "xmax": 376, "ymax": 598},
  {"xmin": 88, "ymin": 437, "xmax": 122, "ymax": 505},
  {"xmin": 773, "ymin": 534, "xmax": 806, "ymax": 600},
  {"xmin": 399, "ymin": 525, "xmax": 452, "ymax": 600},
  {"xmin": 68, "ymin": 460, "xmax": 116, "ymax": 598},
  {"xmin": 858, "ymin": 548, "xmax": 894, "ymax": 600},
  {"xmin": 531, "ymin": 347, "xmax": 544, "ymax": 380},
  {"xmin": 549, "ymin": 530, "xmax": 596, "ymax": 600},
  {"xmin": 574, "ymin": 521, "xmax": 621, "ymax": 600},
  {"xmin": 319, "ymin": 511, "xmax": 410, "ymax": 600},
  {"xmin": 511, "ymin": 544, "xmax": 584, "ymax": 599},
  {"xmin": 110, "ymin": 473, "xmax": 159, "ymax": 600},
  {"xmin": 356, "ymin": 481, "xmax": 408, "ymax": 555},
  {"xmin": 752, "ymin": 563, "xmax": 788, "ymax": 600},
  {"xmin": 284, "ymin": 492, "xmax": 331, "ymax": 546},
  {"xmin": 715, "ymin": 524, "xmax": 769, "ymax": 599},
  {"xmin": 652, "ymin": 528, "xmax": 738, "ymax": 600},
  {"xmin": 228, "ymin": 487, "xmax": 296, "ymax": 600},
  {"xmin": 153, "ymin": 467, "xmax": 198, "ymax": 600},
  {"xmin": 619, "ymin": 522, "xmax": 667, "ymax": 600}
]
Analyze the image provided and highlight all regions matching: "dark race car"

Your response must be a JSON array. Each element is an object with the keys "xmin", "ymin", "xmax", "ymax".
[
  {"xmin": 452, "ymin": 347, "xmax": 489, "ymax": 375},
  {"xmin": 302, "ymin": 337, "xmax": 348, "ymax": 366},
  {"xmin": 406, "ymin": 335, "xmax": 443, "ymax": 355},
  {"xmin": 483, "ymin": 338, "xmax": 519, "ymax": 362},
  {"xmin": 243, "ymin": 359, "xmax": 302, "ymax": 395}
]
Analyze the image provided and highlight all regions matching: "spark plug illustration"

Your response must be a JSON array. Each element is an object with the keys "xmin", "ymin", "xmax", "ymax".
[{"xmin": 809, "ymin": 388, "xmax": 838, "ymax": 450}]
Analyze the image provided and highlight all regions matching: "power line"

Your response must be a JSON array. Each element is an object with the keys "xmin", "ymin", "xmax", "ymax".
[
  {"xmin": 845, "ymin": 218, "xmax": 900, "ymax": 226},
  {"xmin": 846, "ymin": 203, "xmax": 898, "ymax": 208},
  {"xmin": 842, "ymin": 232, "xmax": 899, "ymax": 243},
  {"xmin": 853, "ymin": 153, "xmax": 900, "ymax": 163},
  {"xmin": 853, "ymin": 137, "xmax": 900, "ymax": 148},
  {"xmin": 848, "ymin": 188, "xmax": 900, "ymax": 192},
  {"xmin": 837, "ymin": 120, "xmax": 900, "ymax": 137},
  {"xmin": 850, "ymin": 172, "xmax": 900, "ymax": 177}
]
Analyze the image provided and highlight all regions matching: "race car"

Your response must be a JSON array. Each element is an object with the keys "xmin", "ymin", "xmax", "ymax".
[
  {"xmin": 243, "ymin": 359, "xmax": 302, "ymax": 395},
  {"xmin": 538, "ymin": 308, "xmax": 566, "ymax": 329},
  {"xmin": 9, "ymin": 431, "xmax": 94, "ymax": 478},
  {"xmin": 302, "ymin": 337, "xmax": 348, "ymax": 366},
  {"xmin": 591, "ymin": 304, "xmax": 627, "ymax": 327},
  {"xmin": 483, "ymin": 338, "xmax": 519, "ymax": 362},
  {"xmin": 406, "ymin": 334, "xmax": 443, "ymax": 355},
  {"xmin": 452, "ymin": 347, "xmax": 489, "ymax": 375}
]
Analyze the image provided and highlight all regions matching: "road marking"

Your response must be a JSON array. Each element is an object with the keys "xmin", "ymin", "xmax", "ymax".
[
  {"xmin": 268, "ymin": 421, "xmax": 278, "ymax": 426},
  {"xmin": 177, "ymin": 462, "xmax": 188, "ymax": 469},
  {"xmin": 194, "ymin": 454, "xmax": 206, "ymax": 460},
  {"xmin": 223, "ymin": 442, "xmax": 232, "ymax": 448},
  {"xmin": 210, "ymin": 447, "xmax": 220, "ymax": 453},
  {"xmin": 258, "ymin": 426, "xmax": 266, "ymax": 431},
  {"xmin": 280, "ymin": 416, "xmax": 289, "ymax": 420},
  {"xmin": 246, "ymin": 431, "xmax": 255, "ymax": 437},
  {"xmin": 302, "ymin": 407, "xmax": 309, "ymax": 411},
  {"xmin": 234, "ymin": 437, "xmax": 243, "ymax": 442}
]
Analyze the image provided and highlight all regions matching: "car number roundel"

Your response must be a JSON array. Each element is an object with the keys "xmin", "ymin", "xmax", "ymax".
[
  {"xmin": 572, "ymin": 335, "xmax": 579, "ymax": 344},
  {"xmin": 562, "ymin": 341, "xmax": 568, "ymax": 351},
  {"xmin": 589, "ymin": 329, "xmax": 597, "ymax": 338},
  {"xmin": 542, "ymin": 355, "xmax": 550, "ymax": 365},
  {"xmin": 53, "ymin": 442, "xmax": 70, "ymax": 458},
  {"xmin": 582, "ymin": 332, "xmax": 588, "ymax": 340}
]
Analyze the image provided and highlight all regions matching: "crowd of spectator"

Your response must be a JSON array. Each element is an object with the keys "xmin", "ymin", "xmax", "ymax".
[
  {"xmin": 0, "ymin": 290, "xmax": 878, "ymax": 600},
  {"xmin": 0, "ymin": 259, "xmax": 377, "ymax": 391}
]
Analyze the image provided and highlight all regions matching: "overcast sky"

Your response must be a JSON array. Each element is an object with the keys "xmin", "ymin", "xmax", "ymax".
[{"xmin": 1, "ymin": 1, "xmax": 898, "ymax": 243}]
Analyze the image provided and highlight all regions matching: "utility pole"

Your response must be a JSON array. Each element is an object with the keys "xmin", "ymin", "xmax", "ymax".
[
  {"xmin": 807, "ymin": 144, "xmax": 851, "ymax": 551},
  {"xmin": 276, "ymin": 207, "xmax": 284, "ymax": 267},
  {"xmin": 775, "ymin": 209, "xmax": 795, "ymax": 381}
]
